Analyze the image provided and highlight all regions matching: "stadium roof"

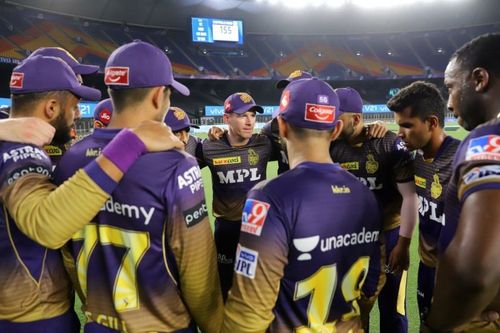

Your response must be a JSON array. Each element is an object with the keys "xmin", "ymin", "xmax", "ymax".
[{"xmin": 6, "ymin": 0, "xmax": 500, "ymax": 34}]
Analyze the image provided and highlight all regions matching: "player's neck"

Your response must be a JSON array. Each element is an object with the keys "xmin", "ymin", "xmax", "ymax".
[
  {"xmin": 422, "ymin": 130, "xmax": 446, "ymax": 160},
  {"xmin": 226, "ymin": 131, "xmax": 250, "ymax": 147},
  {"xmin": 107, "ymin": 108, "xmax": 157, "ymax": 129},
  {"xmin": 287, "ymin": 139, "xmax": 333, "ymax": 169}
]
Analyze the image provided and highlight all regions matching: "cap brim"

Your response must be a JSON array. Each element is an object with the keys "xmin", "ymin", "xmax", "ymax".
[
  {"xmin": 275, "ymin": 79, "xmax": 290, "ymax": 89},
  {"xmin": 71, "ymin": 85, "xmax": 102, "ymax": 101},
  {"xmin": 72, "ymin": 64, "xmax": 100, "ymax": 75},
  {"xmin": 233, "ymin": 104, "xmax": 264, "ymax": 114},
  {"xmin": 171, "ymin": 80, "xmax": 190, "ymax": 96},
  {"xmin": 190, "ymin": 124, "xmax": 200, "ymax": 129}
]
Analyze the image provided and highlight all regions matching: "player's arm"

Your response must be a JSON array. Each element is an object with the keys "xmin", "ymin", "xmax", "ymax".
[
  {"xmin": 388, "ymin": 181, "xmax": 418, "ymax": 273},
  {"xmin": 167, "ymin": 158, "xmax": 223, "ymax": 333},
  {"xmin": 222, "ymin": 188, "xmax": 288, "ymax": 333},
  {"xmin": 4, "ymin": 122, "xmax": 183, "ymax": 249},
  {"xmin": 425, "ymin": 164, "xmax": 500, "ymax": 331},
  {"xmin": 0, "ymin": 117, "xmax": 55, "ymax": 146},
  {"xmin": 365, "ymin": 120, "xmax": 388, "ymax": 139}
]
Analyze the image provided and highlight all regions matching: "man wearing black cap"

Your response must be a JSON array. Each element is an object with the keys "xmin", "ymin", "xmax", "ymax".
[
  {"xmin": 54, "ymin": 40, "xmax": 223, "ymax": 333},
  {"xmin": 197, "ymin": 92, "xmax": 273, "ymax": 301},
  {"xmin": 164, "ymin": 106, "xmax": 201, "ymax": 157},
  {"xmin": 330, "ymin": 87, "xmax": 418, "ymax": 333},
  {"xmin": 222, "ymin": 78, "xmax": 382, "ymax": 333},
  {"xmin": 0, "ymin": 54, "xmax": 180, "ymax": 332}
]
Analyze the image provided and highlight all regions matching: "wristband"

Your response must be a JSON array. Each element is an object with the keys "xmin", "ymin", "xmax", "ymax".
[{"xmin": 102, "ymin": 129, "xmax": 146, "ymax": 173}]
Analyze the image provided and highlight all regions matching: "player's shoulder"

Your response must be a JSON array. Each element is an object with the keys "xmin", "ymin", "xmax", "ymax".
[{"xmin": 458, "ymin": 118, "xmax": 500, "ymax": 162}]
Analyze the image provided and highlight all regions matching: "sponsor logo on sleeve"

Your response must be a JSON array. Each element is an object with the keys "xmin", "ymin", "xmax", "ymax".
[
  {"xmin": 177, "ymin": 166, "xmax": 203, "ymax": 194},
  {"xmin": 304, "ymin": 103, "xmax": 335, "ymax": 123},
  {"xmin": 104, "ymin": 67, "xmax": 129, "ymax": 86},
  {"xmin": 234, "ymin": 245, "xmax": 259, "ymax": 279},
  {"xmin": 466, "ymin": 135, "xmax": 500, "ymax": 161},
  {"xmin": 6, "ymin": 165, "xmax": 50, "ymax": 185},
  {"xmin": 3, "ymin": 146, "xmax": 47, "ymax": 163},
  {"xmin": 463, "ymin": 165, "xmax": 500, "ymax": 185},
  {"xmin": 183, "ymin": 201, "xmax": 208, "ymax": 228},
  {"xmin": 241, "ymin": 199, "xmax": 270, "ymax": 236},
  {"xmin": 331, "ymin": 185, "xmax": 351, "ymax": 194},
  {"xmin": 213, "ymin": 156, "xmax": 241, "ymax": 165}
]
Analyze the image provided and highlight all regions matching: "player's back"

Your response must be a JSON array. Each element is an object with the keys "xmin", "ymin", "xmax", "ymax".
[
  {"xmin": 0, "ymin": 141, "xmax": 73, "ymax": 325},
  {"xmin": 227, "ymin": 162, "xmax": 382, "ymax": 332},
  {"xmin": 55, "ymin": 129, "xmax": 221, "ymax": 333}
]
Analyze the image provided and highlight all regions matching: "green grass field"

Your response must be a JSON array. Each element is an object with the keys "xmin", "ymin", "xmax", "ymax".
[{"xmin": 75, "ymin": 122, "xmax": 469, "ymax": 333}]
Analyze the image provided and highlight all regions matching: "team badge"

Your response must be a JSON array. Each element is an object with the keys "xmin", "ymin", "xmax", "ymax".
[
  {"xmin": 248, "ymin": 148, "xmax": 259, "ymax": 166},
  {"xmin": 430, "ymin": 173, "xmax": 442, "ymax": 199},
  {"xmin": 365, "ymin": 154, "xmax": 379, "ymax": 174},
  {"xmin": 173, "ymin": 109, "xmax": 186, "ymax": 120},
  {"xmin": 288, "ymin": 70, "xmax": 303, "ymax": 79},
  {"xmin": 238, "ymin": 92, "xmax": 252, "ymax": 103}
]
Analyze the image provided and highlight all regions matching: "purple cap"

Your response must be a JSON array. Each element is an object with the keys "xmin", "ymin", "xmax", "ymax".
[
  {"xmin": 10, "ymin": 55, "xmax": 102, "ymax": 101},
  {"xmin": 278, "ymin": 78, "xmax": 339, "ymax": 130},
  {"xmin": 164, "ymin": 107, "xmax": 200, "ymax": 132},
  {"xmin": 28, "ymin": 47, "xmax": 99, "ymax": 75},
  {"xmin": 276, "ymin": 70, "xmax": 314, "ymax": 89},
  {"xmin": 93, "ymin": 98, "xmax": 113, "ymax": 128},
  {"xmin": 224, "ymin": 92, "xmax": 263, "ymax": 114},
  {"xmin": 335, "ymin": 87, "xmax": 363, "ymax": 114},
  {"xmin": 104, "ymin": 40, "xmax": 189, "ymax": 96}
]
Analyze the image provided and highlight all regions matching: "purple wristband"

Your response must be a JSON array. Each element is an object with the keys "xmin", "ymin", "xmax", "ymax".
[{"xmin": 102, "ymin": 128, "xmax": 146, "ymax": 173}]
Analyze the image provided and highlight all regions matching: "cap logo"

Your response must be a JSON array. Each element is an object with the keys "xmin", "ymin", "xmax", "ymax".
[
  {"xmin": 288, "ymin": 70, "xmax": 303, "ymax": 79},
  {"xmin": 318, "ymin": 95, "xmax": 329, "ymax": 104},
  {"xmin": 238, "ymin": 93, "xmax": 252, "ymax": 104},
  {"xmin": 224, "ymin": 100, "xmax": 232, "ymax": 112},
  {"xmin": 98, "ymin": 109, "xmax": 112, "ymax": 124},
  {"xmin": 174, "ymin": 109, "xmax": 186, "ymax": 120},
  {"xmin": 104, "ymin": 67, "xmax": 129, "ymax": 86},
  {"xmin": 10, "ymin": 72, "xmax": 24, "ymax": 89},
  {"xmin": 279, "ymin": 90, "xmax": 290, "ymax": 113},
  {"xmin": 305, "ymin": 103, "xmax": 336, "ymax": 123}
]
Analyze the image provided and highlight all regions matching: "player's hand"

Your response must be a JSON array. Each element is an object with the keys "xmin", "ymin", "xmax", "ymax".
[
  {"xmin": 365, "ymin": 121, "xmax": 388, "ymax": 139},
  {"xmin": 207, "ymin": 126, "xmax": 225, "ymax": 141},
  {"xmin": 0, "ymin": 117, "xmax": 55, "ymax": 146},
  {"xmin": 387, "ymin": 236, "xmax": 410, "ymax": 274},
  {"xmin": 131, "ymin": 120, "xmax": 184, "ymax": 152}
]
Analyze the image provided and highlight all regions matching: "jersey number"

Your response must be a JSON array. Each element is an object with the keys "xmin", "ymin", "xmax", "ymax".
[
  {"xmin": 73, "ymin": 224, "xmax": 150, "ymax": 311},
  {"xmin": 293, "ymin": 257, "xmax": 370, "ymax": 333}
]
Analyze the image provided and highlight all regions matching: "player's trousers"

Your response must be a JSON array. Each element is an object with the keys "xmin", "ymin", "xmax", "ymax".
[
  {"xmin": 0, "ymin": 308, "xmax": 80, "ymax": 333},
  {"xmin": 417, "ymin": 261, "xmax": 436, "ymax": 323},
  {"xmin": 214, "ymin": 217, "xmax": 241, "ymax": 302},
  {"xmin": 359, "ymin": 226, "xmax": 408, "ymax": 333}
]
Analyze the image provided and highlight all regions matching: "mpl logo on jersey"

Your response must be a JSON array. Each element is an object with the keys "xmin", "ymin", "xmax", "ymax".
[
  {"xmin": 10, "ymin": 72, "xmax": 24, "ymax": 89},
  {"xmin": 241, "ymin": 199, "xmax": 270, "ymax": 236},
  {"xmin": 304, "ymin": 103, "xmax": 335, "ymax": 123},
  {"xmin": 466, "ymin": 135, "xmax": 500, "ymax": 161},
  {"xmin": 234, "ymin": 245, "xmax": 259, "ymax": 279},
  {"xmin": 104, "ymin": 67, "xmax": 129, "ymax": 86}
]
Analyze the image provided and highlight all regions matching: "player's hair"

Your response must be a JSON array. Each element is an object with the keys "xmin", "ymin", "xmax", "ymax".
[
  {"xmin": 10, "ymin": 91, "xmax": 71, "ymax": 116},
  {"xmin": 452, "ymin": 33, "xmax": 500, "ymax": 76},
  {"xmin": 109, "ymin": 86, "xmax": 170, "ymax": 112},
  {"xmin": 387, "ymin": 81, "xmax": 445, "ymax": 127},
  {"xmin": 287, "ymin": 122, "xmax": 335, "ymax": 138}
]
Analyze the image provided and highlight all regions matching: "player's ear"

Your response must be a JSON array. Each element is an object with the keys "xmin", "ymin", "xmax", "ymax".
[
  {"xmin": 352, "ymin": 113, "xmax": 362, "ymax": 127},
  {"xmin": 428, "ymin": 115, "xmax": 439, "ymax": 129},
  {"xmin": 42, "ymin": 95, "xmax": 61, "ymax": 121},
  {"xmin": 223, "ymin": 113, "xmax": 229, "ymax": 124},
  {"xmin": 277, "ymin": 116, "xmax": 288, "ymax": 139},
  {"xmin": 330, "ymin": 119, "xmax": 344, "ymax": 142},
  {"xmin": 471, "ymin": 67, "xmax": 490, "ymax": 93},
  {"xmin": 151, "ymin": 86, "xmax": 168, "ymax": 111}
]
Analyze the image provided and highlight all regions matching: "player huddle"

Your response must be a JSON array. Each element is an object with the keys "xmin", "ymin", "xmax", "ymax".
[{"xmin": 0, "ymin": 33, "xmax": 498, "ymax": 333}]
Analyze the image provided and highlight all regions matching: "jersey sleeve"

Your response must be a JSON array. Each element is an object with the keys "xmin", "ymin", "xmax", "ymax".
[
  {"xmin": 457, "ymin": 134, "xmax": 500, "ymax": 201},
  {"xmin": 165, "ymin": 156, "xmax": 223, "ymax": 333},
  {"xmin": 4, "ymin": 167, "xmax": 111, "ymax": 249},
  {"xmin": 222, "ymin": 185, "xmax": 289, "ymax": 333},
  {"xmin": 390, "ymin": 136, "xmax": 415, "ymax": 183}
]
